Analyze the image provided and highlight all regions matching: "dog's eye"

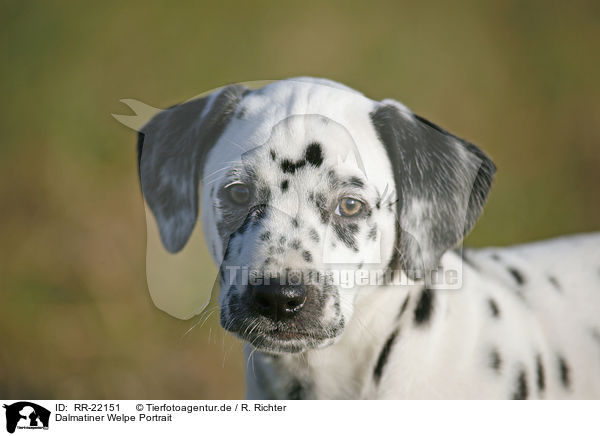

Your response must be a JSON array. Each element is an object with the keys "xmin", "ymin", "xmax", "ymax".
[
  {"xmin": 226, "ymin": 182, "xmax": 251, "ymax": 205},
  {"xmin": 336, "ymin": 197, "xmax": 364, "ymax": 217}
]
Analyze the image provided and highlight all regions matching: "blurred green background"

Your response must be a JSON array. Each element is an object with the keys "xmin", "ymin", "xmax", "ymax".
[{"xmin": 1, "ymin": 0, "xmax": 599, "ymax": 399}]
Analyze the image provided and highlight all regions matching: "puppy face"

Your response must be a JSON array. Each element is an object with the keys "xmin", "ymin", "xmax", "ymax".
[
  {"xmin": 137, "ymin": 78, "xmax": 495, "ymax": 354},
  {"xmin": 204, "ymin": 113, "xmax": 397, "ymax": 353}
]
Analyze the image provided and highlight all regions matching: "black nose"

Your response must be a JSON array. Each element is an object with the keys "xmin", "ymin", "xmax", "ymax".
[{"xmin": 250, "ymin": 282, "xmax": 308, "ymax": 321}]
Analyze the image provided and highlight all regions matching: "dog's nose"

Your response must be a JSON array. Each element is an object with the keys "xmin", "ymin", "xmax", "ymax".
[{"xmin": 250, "ymin": 282, "xmax": 308, "ymax": 321}]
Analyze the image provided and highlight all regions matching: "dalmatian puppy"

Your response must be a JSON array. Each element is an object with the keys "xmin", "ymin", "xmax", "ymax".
[{"xmin": 136, "ymin": 77, "xmax": 600, "ymax": 399}]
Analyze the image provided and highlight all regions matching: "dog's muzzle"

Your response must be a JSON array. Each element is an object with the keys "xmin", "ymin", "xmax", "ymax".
[{"xmin": 220, "ymin": 272, "xmax": 343, "ymax": 353}]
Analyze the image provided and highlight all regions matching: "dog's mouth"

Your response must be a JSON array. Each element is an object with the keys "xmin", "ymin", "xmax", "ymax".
[
  {"xmin": 245, "ymin": 328, "xmax": 335, "ymax": 353},
  {"xmin": 224, "ymin": 317, "xmax": 341, "ymax": 353},
  {"xmin": 267, "ymin": 327, "xmax": 307, "ymax": 341}
]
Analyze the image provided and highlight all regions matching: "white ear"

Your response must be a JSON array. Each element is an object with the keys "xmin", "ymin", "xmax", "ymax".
[{"xmin": 138, "ymin": 85, "xmax": 249, "ymax": 252}]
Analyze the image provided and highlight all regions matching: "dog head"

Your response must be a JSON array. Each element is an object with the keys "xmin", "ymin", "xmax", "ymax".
[{"xmin": 137, "ymin": 77, "xmax": 495, "ymax": 353}]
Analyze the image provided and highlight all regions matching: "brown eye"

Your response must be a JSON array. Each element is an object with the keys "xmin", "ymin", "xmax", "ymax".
[
  {"xmin": 337, "ymin": 197, "xmax": 364, "ymax": 217},
  {"xmin": 226, "ymin": 182, "xmax": 250, "ymax": 205}
]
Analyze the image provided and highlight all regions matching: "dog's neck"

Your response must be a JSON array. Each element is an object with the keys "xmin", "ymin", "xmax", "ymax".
[{"xmin": 244, "ymin": 280, "xmax": 424, "ymax": 399}]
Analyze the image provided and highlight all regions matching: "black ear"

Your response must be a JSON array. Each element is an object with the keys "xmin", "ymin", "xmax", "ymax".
[
  {"xmin": 138, "ymin": 85, "xmax": 249, "ymax": 253},
  {"xmin": 370, "ymin": 100, "xmax": 496, "ymax": 277}
]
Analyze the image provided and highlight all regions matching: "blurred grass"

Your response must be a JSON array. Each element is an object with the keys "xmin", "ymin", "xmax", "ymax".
[{"xmin": 1, "ymin": 0, "xmax": 599, "ymax": 398}]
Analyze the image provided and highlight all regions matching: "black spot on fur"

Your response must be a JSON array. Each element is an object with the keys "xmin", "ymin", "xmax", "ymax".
[
  {"xmin": 280, "ymin": 179, "xmax": 289, "ymax": 192},
  {"xmin": 488, "ymin": 299, "xmax": 500, "ymax": 318},
  {"xmin": 414, "ymin": 288, "xmax": 435, "ymax": 326},
  {"xmin": 280, "ymin": 159, "xmax": 295, "ymax": 173},
  {"xmin": 259, "ymin": 231, "xmax": 271, "ymax": 241},
  {"xmin": 508, "ymin": 267, "xmax": 525, "ymax": 285},
  {"xmin": 291, "ymin": 217, "xmax": 299, "ymax": 228},
  {"xmin": 397, "ymin": 295, "xmax": 410, "ymax": 320},
  {"xmin": 289, "ymin": 239, "xmax": 301, "ymax": 250},
  {"xmin": 312, "ymin": 192, "xmax": 330, "ymax": 224},
  {"xmin": 281, "ymin": 158, "xmax": 306, "ymax": 174},
  {"xmin": 512, "ymin": 370, "xmax": 528, "ymax": 400},
  {"xmin": 270, "ymin": 149, "xmax": 276, "ymax": 161},
  {"xmin": 548, "ymin": 276, "xmax": 562, "ymax": 292},
  {"xmin": 491, "ymin": 253, "xmax": 501, "ymax": 261},
  {"xmin": 305, "ymin": 142, "xmax": 324, "ymax": 167},
  {"xmin": 278, "ymin": 236, "xmax": 286, "ymax": 246},
  {"xmin": 302, "ymin": 250, "xmax": 313, "ymax": 263},
  {"xmin": 373, "ymin": 328, "xmax": 399, "ymax": 384},
  {"xmin": 309, "ymin": 228, "xmax": 320, "ymax": 243},
  {"xmin": 367, "ymin": 224, "xmax": 377, "ymax": 241},
  {"xmin": 332, "ymin": 220, "xmax": 359, "ymax": 252},
  {"xmin": 558, "ymin": 355, "xmax": 571, "ymax": 389},
  {"xmin": 490, "ymin": 349, "xmax": 502, "ymax": 372},
  {"xmin": 536, "ymin": 354, "xmax": 545, "ymax": 392}
]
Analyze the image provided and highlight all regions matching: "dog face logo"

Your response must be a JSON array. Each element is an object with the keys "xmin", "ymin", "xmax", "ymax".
[{"xmin": 3, "ymin": 402, "xmax": 50, "ymax": 434}]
